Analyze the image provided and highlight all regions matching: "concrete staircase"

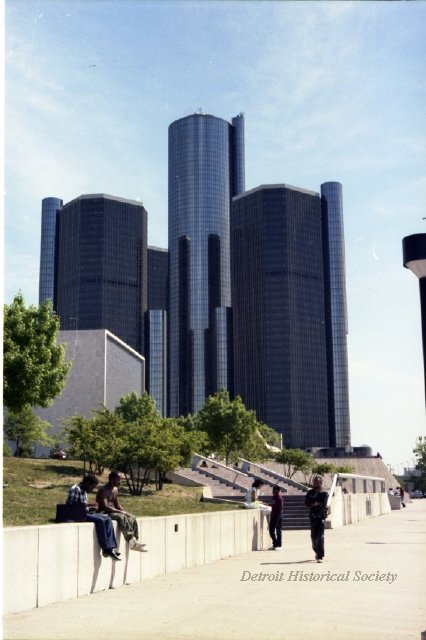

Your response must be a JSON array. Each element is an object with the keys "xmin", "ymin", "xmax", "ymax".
[
  {"xmin": 173, "ymin": 459, "xmax": 311, "ymax": 530},
  {"xmin": 175, "ymin": 467, "xmax": 248, "ymax": 498}
]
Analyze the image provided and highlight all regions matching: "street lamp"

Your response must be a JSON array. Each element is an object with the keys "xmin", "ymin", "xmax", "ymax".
[{"xmin": 402, "ymin": 233, "xmax": 426, "ymax": 407}]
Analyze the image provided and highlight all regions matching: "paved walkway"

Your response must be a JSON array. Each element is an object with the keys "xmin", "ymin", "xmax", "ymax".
[{"xmin": 4, "ymin": 501, "xmax": 426, "ymax": 640}]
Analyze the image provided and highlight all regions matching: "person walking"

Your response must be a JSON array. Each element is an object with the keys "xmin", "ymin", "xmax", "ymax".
[
  {"xmin": 305, "ymin": 476, "xmax": 328, "ymax": 563},
  {"xmin": 398, "ymin": 486, "xmax": 407, "ymax": 508},
  {"xmin": 268, "ymin": 486, "xmax": 283, "ymax": 550},
  {"xmin": 67, "ymin": 474, "xmax": 121, "ymax": 560},
  {"xmin": 97, "ymin": 471, "xmax": 147, "ymax": 552}
]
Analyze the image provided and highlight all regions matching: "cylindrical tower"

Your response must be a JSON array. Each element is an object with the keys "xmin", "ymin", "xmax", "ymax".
[
  {"xmin": 39, "ymin": 197, "xmax": 63, "ymax": 305},
  {"xmin": 168, "ymin": 113, "xmax": 244, "ymax": 416},
  {"xmin": 321, "ymin": 182, "xmax": 351, "ymax": 447},
  {"xmin": 403, "ymin": 233, "xmax": 426, "ymax": 406}
]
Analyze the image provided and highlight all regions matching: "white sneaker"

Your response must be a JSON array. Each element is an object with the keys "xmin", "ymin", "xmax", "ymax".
[{"xmin": 129, "ymin": 538, "xmax": 148, "ymax": 552}]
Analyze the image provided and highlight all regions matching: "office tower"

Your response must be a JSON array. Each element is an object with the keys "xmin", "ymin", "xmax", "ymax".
[
  {"xmin": 148, "ymin": 246, "xmax": 168, "ymax": 310},
  {"xmin": 39, "ymin": 197, "xmax": 63, "ymax": 304},
  {"xmin": 231, "ymin": 184, "xmax": 331, "ymax": 449},
  {"xmin": 321, "ymin": 182, "xmax": 351, "ymax": 447},
  {"xmin": 168, "ymin": 112, "xmax": 245, "ymax": 416},
  {"xmin": 147, "ymin": 246, "xmax": 169, "ymax": 416},
  {"xmin": 54, "ymin": 194, "xmax": 147, "ymax": 354}
]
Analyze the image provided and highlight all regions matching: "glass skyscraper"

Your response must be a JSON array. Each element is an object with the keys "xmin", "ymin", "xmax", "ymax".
[
  {"xmin": 54, "ymin": 194, "xmax": 147, "ymax": 355},
  {"xmin": 39, "ymin": 197, "xmax": 63, "ymax": 305},
  {"xmin": 147, "ymin": 246, "xmax": 169, "ymax": 416},
  {"xmin": 231, "ymin": 183, "xmax": 350, "ymax": 449},
  {"xmin": 321, "ymin": 182, "xmax": 351, "ymax": 447},
  {"xmin": 168, "ymin": 112, "xmax": 245, "ymax": 416}
]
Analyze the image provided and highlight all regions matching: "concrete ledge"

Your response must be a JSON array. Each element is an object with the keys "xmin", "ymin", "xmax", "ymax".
[
  {"xmin": 3, "ymin": 509, "xmax": 264, "ymax": 614},
  {"xmin": 327, "ymin": 490, "xmax": 391, "ymax": 528}
]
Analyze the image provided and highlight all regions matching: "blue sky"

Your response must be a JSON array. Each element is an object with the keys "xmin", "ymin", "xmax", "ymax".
[{"xmin": 4, "ymin": 0, "xmax": 426, "ymax": 473}]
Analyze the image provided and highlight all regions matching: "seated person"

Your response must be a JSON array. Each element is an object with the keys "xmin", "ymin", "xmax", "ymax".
[
  {"xmin": 67, "ymin": 474, "xmax": 120, "ymax": 560},
  {"xmin": 96, "ymin": 471, "xmax": 147, "ymax": 552},
  {"xmin": 245, "ymin": 479, "xmax": 271, "ymax": 514}
]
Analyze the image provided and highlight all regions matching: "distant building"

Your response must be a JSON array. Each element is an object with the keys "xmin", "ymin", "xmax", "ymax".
[
  {"xmin": 34, "ymin": 329, "xmax": 145, "ymax": 455},
  {"xmin": 39, "ymin": 197, "xmax": 63, "ymax": 305},
  {"xmin": 321, "ymin": 182, "xmax": 350, "ymax": 447},
  {"xmin": 54, "ymin": 194, "xmax": 147, "ymax": 354},
  {"xmin": 146, "ymin": 246, "xmax": 169, "ymax": 416},
  {"xmin": 168, "ymin": 112, "xmax": 245, "ymax": 416},
  {"xmin": 231, "ymin": 183, "xmax": 350, "ymax": 449},
  {"xmin": 148, "ymin": 246, "xmax": 168, "ymax": 310}
]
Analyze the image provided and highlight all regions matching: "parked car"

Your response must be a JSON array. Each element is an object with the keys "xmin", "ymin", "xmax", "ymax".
[
  {"xmin": 49, "ymin": 448, "xmax": 67, "ymax": 460},
  {"xmin": 409, "ymin": 490, "xmax": 424, "ymax": 499}
]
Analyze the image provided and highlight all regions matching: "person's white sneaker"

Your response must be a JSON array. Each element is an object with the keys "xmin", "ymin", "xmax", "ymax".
[{"xmin": 129, "ymin": 538, "xmax": 148, "ymax": 552}]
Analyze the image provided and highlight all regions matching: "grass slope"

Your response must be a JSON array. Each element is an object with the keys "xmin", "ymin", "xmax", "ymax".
[{"xmin": 3, "ymin": 458, "xmax": 240, "ymax": 527}]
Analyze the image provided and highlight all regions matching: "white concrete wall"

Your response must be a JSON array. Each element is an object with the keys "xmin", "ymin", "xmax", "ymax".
[
  {"xmin": 3, "ymin": 509, "xmax": 268, "ymax": 615},
  {"xmin": 327, "ymin": 490, "xmax": 391, "ymax": 529}
]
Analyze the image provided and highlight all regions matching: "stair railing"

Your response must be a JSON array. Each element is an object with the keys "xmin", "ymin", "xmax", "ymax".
[{"xmin": 238, "ymin": 458, "xmax": 309, "ymax": 492}]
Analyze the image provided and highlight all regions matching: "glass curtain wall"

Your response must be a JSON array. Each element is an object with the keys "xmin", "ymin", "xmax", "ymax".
[{"xmin": 168, "ymin": 113, "xmax": 244, "ymax": 416}]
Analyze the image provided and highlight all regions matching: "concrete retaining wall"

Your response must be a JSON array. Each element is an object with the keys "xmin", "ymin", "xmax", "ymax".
[
  {"xmin": 327, "ymin": 487, "xmax": 391, "ymax": 528},
  {"xmin": 3, "ymin": 509, "xmax": 269, "ymax": 615}
]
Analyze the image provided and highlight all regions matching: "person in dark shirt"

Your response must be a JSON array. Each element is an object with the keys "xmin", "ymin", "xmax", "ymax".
[
  {"xmin": 67, "ymin": 474, "xmax": 121, "ymax": 561},
  {"xmin": 305, "ymin": 476, "xmax": 328, "ymax": 563},
  {"xmin": 269, "ymin": 485, "xmax": 283, "ymax": 550}
]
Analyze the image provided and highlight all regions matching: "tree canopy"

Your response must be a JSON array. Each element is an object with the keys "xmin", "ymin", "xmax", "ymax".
[
  {"xmin": 275, "ymin": 447, "xmax": 314, "ymax": 479},
  {"xmin": 4, "ymin": 407, "xmax": 53, "ymax": 457},
  {"xmin": 413, "ymin": 436, "xmax": 426, "ymax": 494},
  {"xmin": 196, "ymin": 389, "xmax": 262, "ymax": 465},
  {"xmin": 3, "ymin": 294, "xmax": 70, "ymax": 413}
]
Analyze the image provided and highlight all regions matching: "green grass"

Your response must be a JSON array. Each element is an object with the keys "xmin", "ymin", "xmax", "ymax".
[{"xmin": 3, "ymin": 458, "xmax": 241, "ymax": 527}]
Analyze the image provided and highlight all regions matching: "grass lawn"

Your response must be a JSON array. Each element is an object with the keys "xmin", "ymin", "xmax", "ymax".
[{"xmin": 3, "ymin": 457, "xmax": 241, "ymax": 527}]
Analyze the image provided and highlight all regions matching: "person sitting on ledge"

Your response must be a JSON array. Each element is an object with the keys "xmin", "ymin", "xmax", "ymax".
[
  {"xmin": 96, "ymin": 471, "xmax": 147, "ymax": 552},
  {"xmin": 67, "ymin": 474, "xmax": 121, "ymax": 561}
]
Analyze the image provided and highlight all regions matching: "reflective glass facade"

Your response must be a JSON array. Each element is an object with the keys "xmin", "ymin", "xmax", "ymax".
[
  {"xmin": 147, "ymin": 309, "xmax": 167, "ymax": 416},
  {"xmin": 39, "ymin": 197, "xmax": 63, "ymax": 305},
  {"xmin": 168, "ymin": 113, "xmax": 245, "ymax": 416},
  {"xmin": 321, "ymin": 182, "xmax": 351, "ymax": 446},
  {"xmin": 147, "ymin": 247, "xmax": 169, "ymax": 415},
  {"xmin": 54, "ymin": 194, "xmax": 147, "ymax": 354},
  {"xmin": 148, "ymin": 246, "xmax": 169, "ymax": 310},
  {"xmin": 231, "ymin": 185, "xmax": 330, "ymax": 449}
]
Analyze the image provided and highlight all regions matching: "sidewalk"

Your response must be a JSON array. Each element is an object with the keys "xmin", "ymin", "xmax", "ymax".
[{"xmin": 4, "ymin": 501, "xmax": 426, "ymax": 640}]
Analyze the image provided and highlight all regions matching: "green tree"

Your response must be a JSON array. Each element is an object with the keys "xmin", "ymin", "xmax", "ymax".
[
  {"xmin": 113, "ymin": 391, "xmax": 185, "ymax": 493},
  {"xmin": 111, "ymin": 419, "xmax": 183, "ymax": 494},
  {"xmin": 275, "ymin": 447, "xmax": 314, "ymax": 479},
  {"xmin": 196, "ymin": 389, "xmax": 259, "ymax": 465},
  {"xmin": 115, "ymin": 390, "xmax": 159, "ymax": 424},
  {"xmin": 240, "ymin": 422, "xmax": 282, "ymax": 462},
  {"xmin": 413, "ymin": 436, "xmax": 426, "ymax": 494},
  {"xmin": 3, "ymin": 294, "xmax": 70, "ymax": 413},
  {"xmin": 4, "ymin": 407, "xmax": 53, "ymax": 457},
  {"xmin": 63, "ymin": 408, "xmax": 123, "ymax": 474}
]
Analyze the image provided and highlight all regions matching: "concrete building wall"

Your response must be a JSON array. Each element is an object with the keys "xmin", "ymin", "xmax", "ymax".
[{"xmin": 34, "ymin": 329, "xmax": 144, "ymax": 454}]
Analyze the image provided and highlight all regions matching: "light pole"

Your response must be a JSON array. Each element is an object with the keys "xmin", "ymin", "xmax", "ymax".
[{"xmin": 402, "ymin": 233, "xmax": 426, "ymax": 407}]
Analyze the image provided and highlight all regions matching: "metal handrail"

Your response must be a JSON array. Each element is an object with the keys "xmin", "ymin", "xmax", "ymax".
[
  {"xmin": 192, "ymin": 454, "xmax": 250, "ymax": 488},
  {"xmin": 238, "ymin": 457, "xmax": 309, "ymax": 491},
  {"xmin": 327, "ymin": 472, "xmax": 386, "ymax": 507}
]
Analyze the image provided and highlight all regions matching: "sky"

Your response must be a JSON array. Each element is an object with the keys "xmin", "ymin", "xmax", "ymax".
[{"xmin": 4, "ymin": 0, "xmax": 426, "ymax": 474}]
